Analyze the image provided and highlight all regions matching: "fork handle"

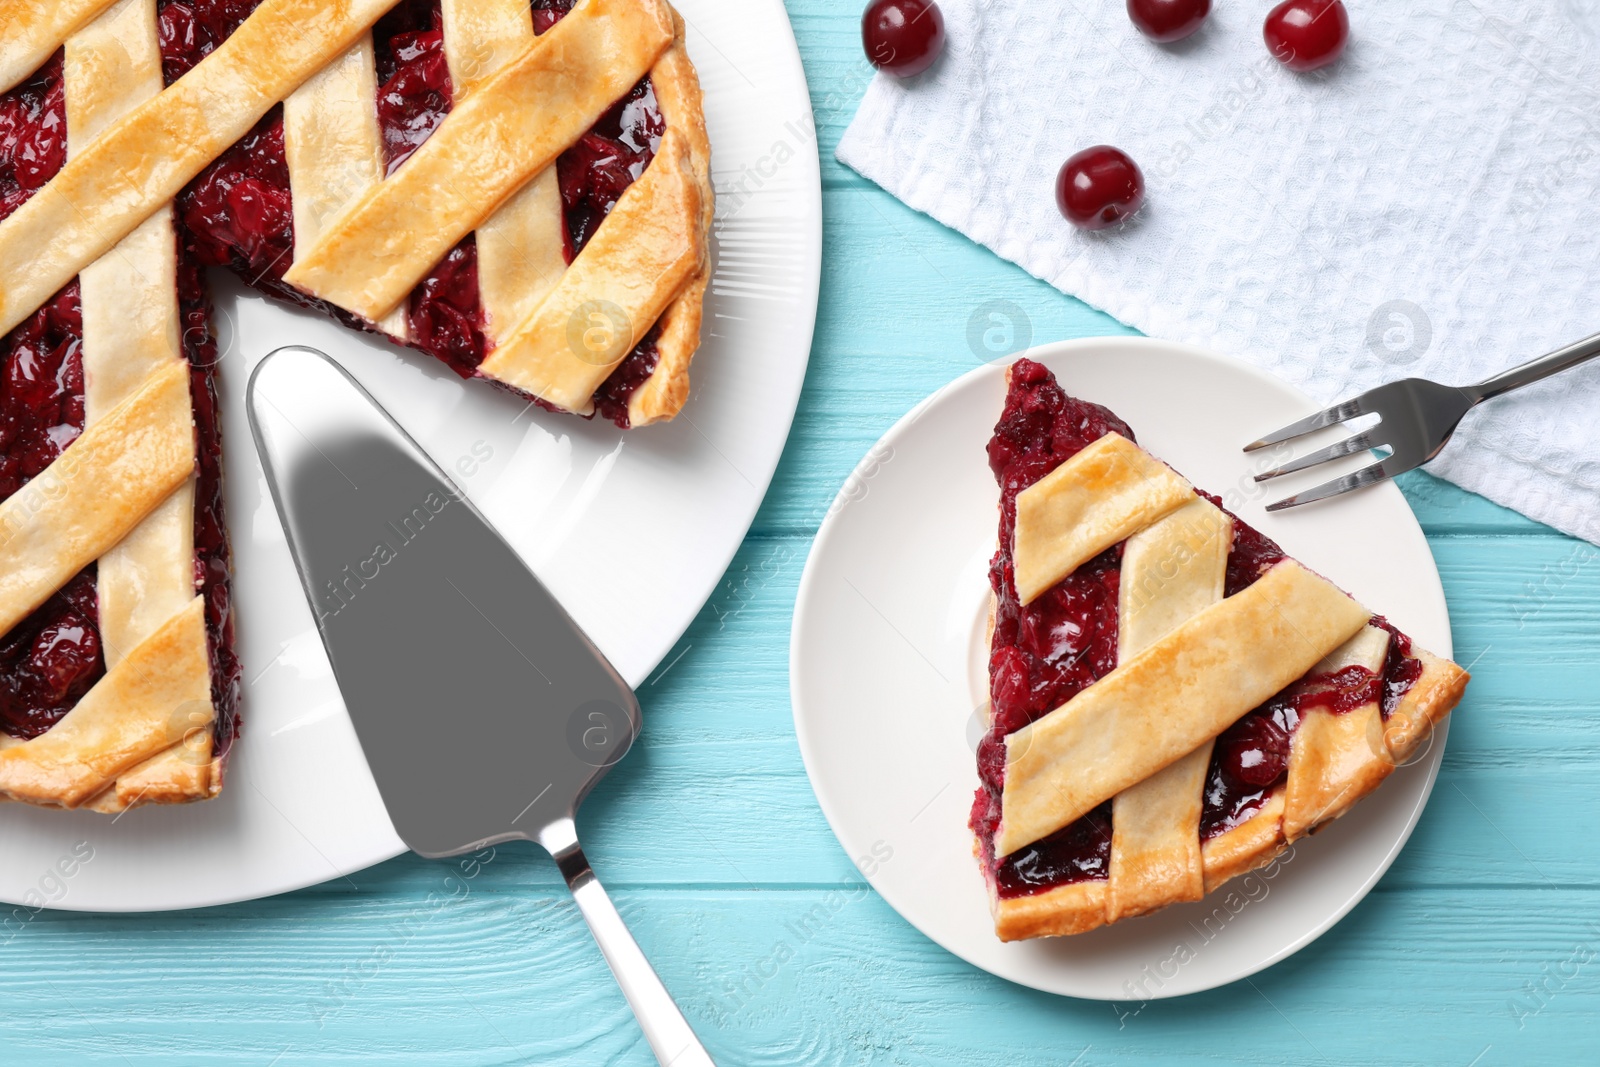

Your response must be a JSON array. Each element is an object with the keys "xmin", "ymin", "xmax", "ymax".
[
  {"xmin": 1469, "ymin": 331, "xmax": 1600, "ymax": 402},
  {"xmin": 540, "ymin": 819, "xmax": 716, "ymax": 1067}
]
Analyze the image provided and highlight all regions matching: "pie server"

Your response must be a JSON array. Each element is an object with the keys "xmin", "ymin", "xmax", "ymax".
[{"xmin": 247, "ymin": 345, "xmax": 715, "ymax": 1067}]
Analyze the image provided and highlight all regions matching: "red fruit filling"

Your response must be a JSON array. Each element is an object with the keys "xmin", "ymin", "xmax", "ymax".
[
  {"xmin": 995, "ymin": 804, "xmax": 1112, "ymax": 896},
  {"xmin": 373, "ymin": 3, "xmax": 453, "ymax": 176},
  {"xmin": 530, "ymin": 0, "xmax": 573, "ymax": 35},
  {"xmin": 0, "ymin": 53, "xmax": 65, "ymax": 222},
  {"xmin": 975, "ymin": 359, "xmax": 1427, "ymax": 897},
  {"xmin": 0, "ymin": 569, "xmax": 103, "ymax": 740},
  {"xmin": 177, "ymin": 107, "xmax": 295, "ymax": 282},
  {"xmin": 156, "ymin": 0, "xmax": 260, "ymax": 84},
  {"xmin": 558, "ymin": 78, "xmax": 666, "ymax": 259},
  {"xmin": 0, "ymin": 281, "xmax": 84, "ymax": 497}
]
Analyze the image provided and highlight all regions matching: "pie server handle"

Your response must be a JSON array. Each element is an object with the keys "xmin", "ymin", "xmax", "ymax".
[{"xmin": 540, "ymin": 818, "xmax": 717, "ymax": 1066}]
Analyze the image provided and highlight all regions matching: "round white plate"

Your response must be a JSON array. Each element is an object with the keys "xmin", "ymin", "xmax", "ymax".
[
  {"xmin": 0, "ymin": 0, "xmax": 820, "ymax": 913},
  {"xmin": 791, "ymin": 338, "xmax": 1454, "ymax": 999}
]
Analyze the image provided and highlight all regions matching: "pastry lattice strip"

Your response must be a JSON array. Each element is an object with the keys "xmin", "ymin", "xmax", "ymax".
[
  {"xmin": 985, "ymin": 429, "xmax": 1468, "ymax": 940},
  {"xmin": 0, "ymin": 0, "xmax": 710, "ymax": 425}
]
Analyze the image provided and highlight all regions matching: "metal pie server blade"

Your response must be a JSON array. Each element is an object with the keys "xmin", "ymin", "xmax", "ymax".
[{"xmin": 247, "ymin": 346, "xmax": 715, "ymax": 1067}]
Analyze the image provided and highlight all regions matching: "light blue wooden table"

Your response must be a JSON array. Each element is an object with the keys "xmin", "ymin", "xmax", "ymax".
[{"xmin": 7, "ymin": 3, "xmax": 1598, "ymax": 1063}]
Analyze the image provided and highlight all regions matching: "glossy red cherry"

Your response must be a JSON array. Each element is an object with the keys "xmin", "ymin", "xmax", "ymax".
[
  {"xmin": 1126, "ymin": 0, "xmax": 1211, "ymax": 43},
  {"xmin": 862, "ymin": 0, "xmax": 946, "ymax": 78},
  {"xmin": 1217, "ymin": 712, "xmax": 1291, "ymax": 788},
  {"xmin": 28, "ymin": 614, "xmax": 100, "ymax": 705},
  {"xmin": 1264, "ymin": 0, "xmax": 1350, "ymax": 73},
  {"xmin": 1056, "ymin": 146, "xmax": 1145, "ymax": 230}
]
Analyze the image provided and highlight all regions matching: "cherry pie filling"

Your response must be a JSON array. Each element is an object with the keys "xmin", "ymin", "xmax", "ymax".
[
  {"xmin": 973, "ymin": 359, "xmax": 1427, "ymax": 898},
  {"xmin": 0, "ymin": 0, "xmax": 680, "ymax": 758},
  {"xmin": 168, "ymin": 0, "xmax": 666, "ymax": 428}
]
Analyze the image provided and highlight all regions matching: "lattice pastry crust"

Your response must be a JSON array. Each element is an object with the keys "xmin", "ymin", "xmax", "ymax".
[
  {"xmin": 0, "ymin": 0, "xmax": 712, "ymax": 425},
  {"xmin": 0, "ymin": 0, "xmax": 712, "ymax": 810},
  {"xmin": 974, "ymin": 364, "xmax": 1469, "ymax": 941}
]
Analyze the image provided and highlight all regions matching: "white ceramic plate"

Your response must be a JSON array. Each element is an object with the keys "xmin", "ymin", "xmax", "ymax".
[
  {"xmin": 0, "ymin": 0, "xmax": 820, "ymax": 913},
  {"xmin": 791, "ymin": 338, "xmax": 1454, "ymax": 999}
]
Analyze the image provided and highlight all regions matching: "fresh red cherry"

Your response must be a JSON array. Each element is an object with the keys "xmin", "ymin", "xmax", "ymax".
[
  {"xmin": 1056, "ymin": 146, "xmax": 1145, "ymax": 230},
  {"xmin": 1264, "ymin": 0, "xmax": 1349, "ymax": 72},
  {"xmin": 862, "ymin": 0, "xmax": 946, "ymax": 78},
  {"xmin": 1127, "ymin": 0, "xmax": 1211, "ymax": 43}
]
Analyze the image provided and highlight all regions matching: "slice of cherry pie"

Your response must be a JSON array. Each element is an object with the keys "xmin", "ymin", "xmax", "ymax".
[
  {"xmin": 971, "ymin": 359, "xmax": 1469, "ymax": 940},
  {"xmin": 0, "ymin": 0, "xmax": 711, "ymax": 811}
]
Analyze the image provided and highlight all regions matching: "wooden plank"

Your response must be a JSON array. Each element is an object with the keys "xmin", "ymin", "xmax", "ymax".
[{"xmin": 1, "ymin": 885, "xmax": 1597, "ymax": 1064}]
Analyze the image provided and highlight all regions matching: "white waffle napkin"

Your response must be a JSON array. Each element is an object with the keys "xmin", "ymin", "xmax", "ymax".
[{"xmin": 838, "ymin": 0, "xmax": 1600, "ymax": 542}]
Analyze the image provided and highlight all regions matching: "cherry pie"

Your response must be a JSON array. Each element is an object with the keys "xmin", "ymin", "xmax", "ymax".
[
  {"xmin": 972, "ymin": 359, "xmax": 1469, "ymax": 940},
  {"xmin": 0, "ymin": 0, "xmax": 711, "ymax": 810}
]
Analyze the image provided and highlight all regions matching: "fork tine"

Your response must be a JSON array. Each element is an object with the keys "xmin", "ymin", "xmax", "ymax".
[
  {"xmin": 1252, "ymin": 430, "xmax": 1380, "ymax": 482},
  {"xmin": 1265, "ymin": 458, "xmax": 1400, "ymax": 511},
  {"xmin": 1242, "ymin": 396, "xmax": 1370, "ymax": 452}
]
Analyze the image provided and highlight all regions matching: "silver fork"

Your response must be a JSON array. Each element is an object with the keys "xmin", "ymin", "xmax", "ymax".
[{"xmin": 1245, "ymin": 331, "xmax": 1600, "ymax": 510}]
